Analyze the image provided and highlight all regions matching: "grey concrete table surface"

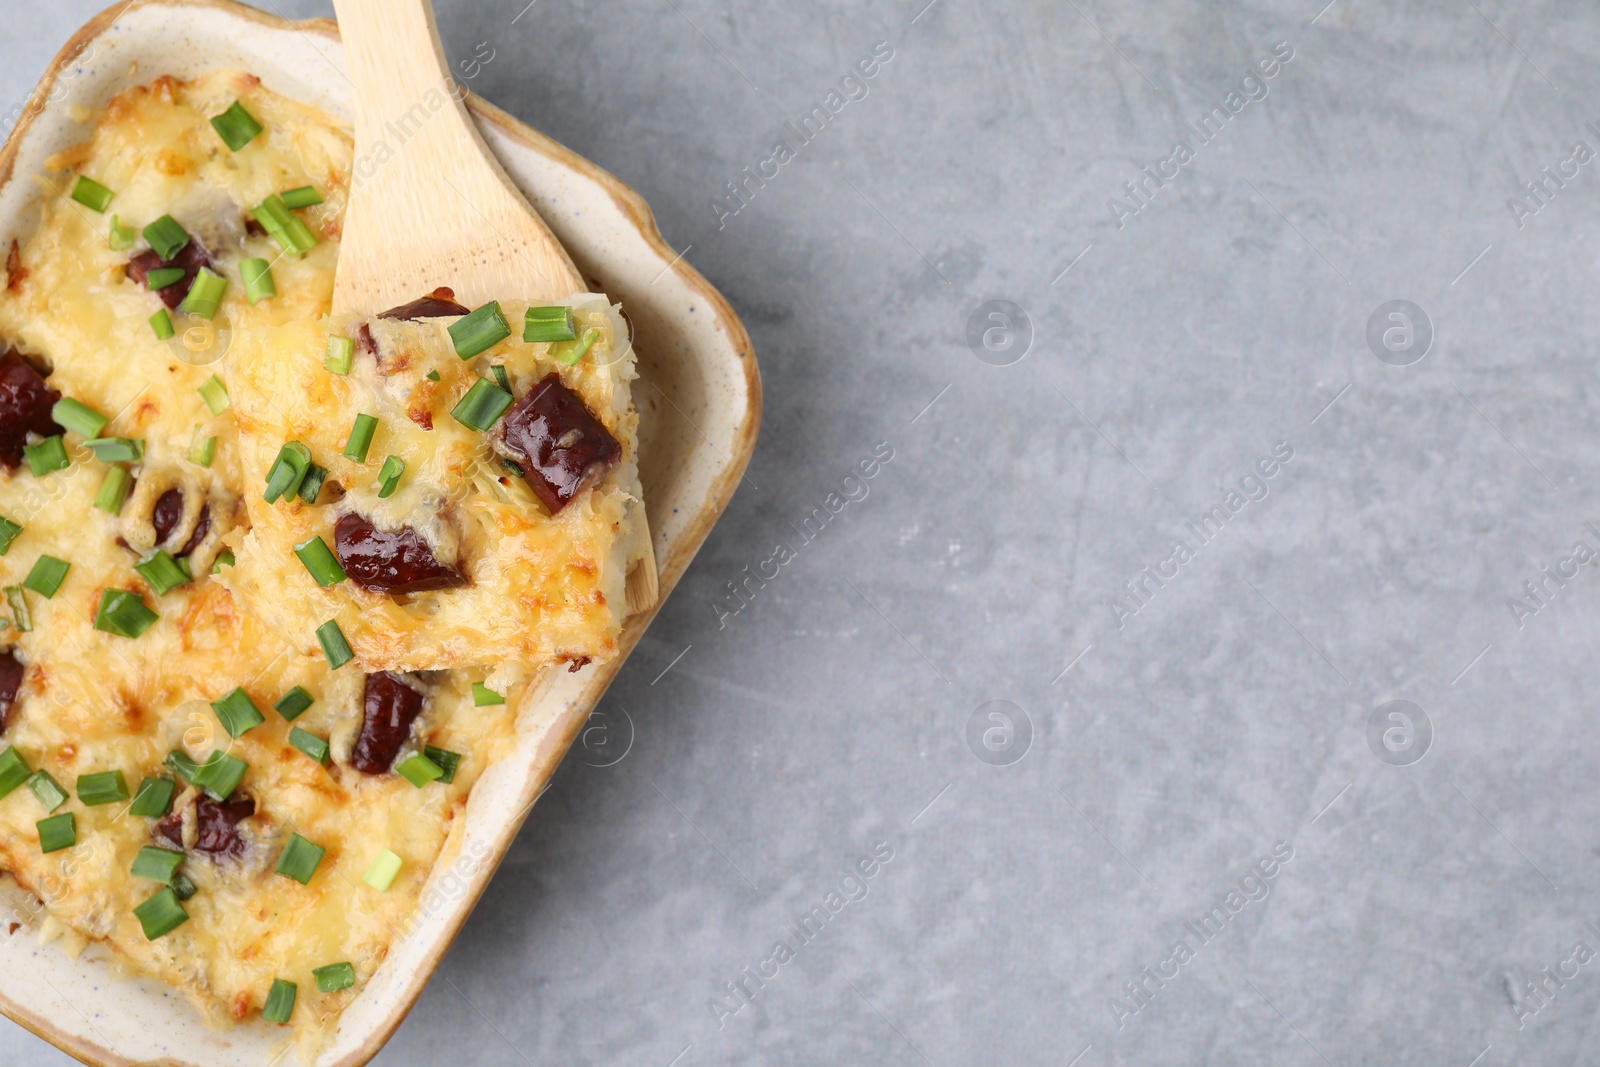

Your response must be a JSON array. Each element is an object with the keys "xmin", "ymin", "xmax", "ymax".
[{"xmin": 3, "ymin": 0, "xmax": 1598, "ymax": 1064}]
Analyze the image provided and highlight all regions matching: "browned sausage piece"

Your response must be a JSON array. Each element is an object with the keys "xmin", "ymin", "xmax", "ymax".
[
  {"xmin": 151, "ymin": 491, "xmax": 210, "ymax": 558},
  {"xmin": 195, "ymin": 794, "xmax": 255, "ymax": 858},
  {"xmin": 125, "ymin": 240, "xmax": 215, "ymax": 309},
  {"xmin": 378, "ymin": 287, "xmax": 470, "ymax": 321},
  {"xmin": 498, "ymin": 373, "xmax": 621, "ymax": 514},
  {"xmin": 0, "ymin": 350, "xmax": 62, "ymax": 469},
  {"xmin": 177, "ymin": 507, "xmax": 211, "ymax": 558},
  {"xmin": 333, "ymin": 513, "xmax": 465, "ymax": 594},
  {"xmin": 154, "ymin": 793, "xmax": 255, "ymax": 860},
  {"xmin": 151, "ymin": 489, "xmax": 184, "ymax": 545},
  {"xmin": 352, "ymin": 672, "xmax": 425, "ymax": 775},
  {"xmin": 0, "ymin": 651, "xmax": 22, "ymax": 735}
]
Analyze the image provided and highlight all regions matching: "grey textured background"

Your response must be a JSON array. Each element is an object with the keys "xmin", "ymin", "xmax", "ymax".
[{"xmin": 6, "ymin": 0, "xmax": 1600, "ymax": 1064}]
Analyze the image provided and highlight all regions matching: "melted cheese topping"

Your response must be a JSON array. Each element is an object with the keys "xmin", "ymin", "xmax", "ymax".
[
  {"xmin": 219, "ymin": 296, "xmax": 645, "ymax": 674},
  {"xmin": 0, "ymin": 72, "xmax": 573, "ymax": 1058}
]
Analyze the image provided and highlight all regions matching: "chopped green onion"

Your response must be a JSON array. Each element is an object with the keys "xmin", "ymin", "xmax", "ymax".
[
  {"xmin": 210, "ymin": 687, "xmax": 265, "ymax": 739},
  {"xmin": 289, "ymin": 727, "xmax": 330, "ymax": 765},
  {"xmin": 189, "ymin": 432, "xmax": 217, "ymax": 468},
  {"xmin": 143, "ymin": 215, "xmax": 190, "ymax": 261},
  {"xmin": 297, "ymin": 464, "xmax": 328, "ymax": 504},
  {"xmin": 523, "ymin": 305, "xmax": 577, "ymax": 343},
  {"xmin": 164, "ymin": 750, "xmax": 200, "ymax": 786},
  {"xmin": 109, "ymin": 214, "xmax": 135, "ymax": 250},
  {"xmin": 424, "ymin": 746, "xmax": 462, "ymax": 784},
  {"xmin": 93, "ymin": 588, "xmax": 158, "ymax": 638},
  {"xmin": 150, "ymin": 309, "xmax": 175, "ymax": 340},
  {"xmin": 274, "ymin": 686, "xmax": 313, "ymax": 721},
  {"xmin": 70, "ymin": 176, "xmax": 114, "ymax": 213},
  {"xmin": 395, "ymin": 753, "xmax": 444, "ymax": 788},
  {"xmin": 83, "ymin": 437, "xmax": 143, "ymax": 463},
  {"xmin": 449, "ymin": 379, "xmax": 513, "ymax": 432},
  {"xmin": 199, "ymin": 374, "xmax": 229, "ymax": 415},
  {"xmin": 263, "ymin": 441, "xmax": 312, "ymax": 503},
  {"xmin": 95, "ymin": 466, "xmax": 132, "ymax": 513},
  {"xmin": 251, "ymin": 195, "xmax": 294, "ymax": 233},
  {"xmin": 0, "ymin": 746, "xmax": 32, "ymax": 799},
  {"xmin": 249, "ymin": 194, "xmax": 318, "ymax": 257},
  {"xmin": 240, "ymin": 258, "xmax": 276, "ymax": 305},
  {"xmin": 131, "ymin": 845, "xmax": 184, "ymax": 883},
  {"xmin": 0, "ymin": 516, "xmax": 21, "ymax": 556},
  {"xmin": 375, "ymin": 455, "xmax": 405, "ymax": 499},
  {"xmin": 342, "ymin": 413, "xmax": 377, "ymax": 462},
  {"xmin": 5, "ymin": 585, "xmax": 31, "ymax": 634},
  {"xmin": 314, "ymin": 962, "xmax": 355, "ymax": 993},
  {"xmin": 449, "ymin": 301, "xmax": 511, "ymax": 359},
  {"xmin": 279, "ymin": 218, "xmax": 318, "ymax": 257},
  {"xmin": 52, "ymin": 398, "xmax": 106, "ymax": 438},
  {"xmin": 28, "ymin": 770, "xmax": 68, "ymax": 813},
  {"xmin": 362, "ymin": 849, "xmax": 402, "ymax": 892},
  {"xmin": 128, "ymin": 776, "xmax": 175, "ymax": 818},
  {"xmin": 490, "ymin": 364, "xmax": 510, "ymax": 391},
  {"xmin": 77, "ymin": 770, "xmax": 128, "ymax": 806},
  {"xmin": 170, "ymin": 872, "xmax": 197, "ymax": 901},
  {"xmin": 294, "ymin": 536, "xmax": 346, "ymax": 587},
  {"xmin": 181, "ymin": 267, "xmax": 227, "ymax": 320},
  {"xmin": 280, "ymin": 185, "xmax": 322, "ymax": 209},
  {"xmin": 192, "ymin": 750, "xmax": 248, "ymax": 801},
  {"xmin": 133, "ymin": 887, "xmax": 188, "ymax": 939},
  {"xmin": 211, "ymin": 100, "xmax": 264, "ymax": 152},
  {"xmin": 472, "ymin": 682, "xmax": 505, "ymax": 706},
  {"xmin": 144, "ymin": 266, "xmax": 186, "ymax": 291},
  {"xmin": 212, "ymin": 548, "xmax": 235, "ymax": 574},
  {"xmin": 24, "ymin": 436, "xmax": 69, "ymax": 476},
  {"xmin": 549, "ymin": 326, "xmax": 601, "ymax": 367},
  {"xmin": 324, "ymin": 335, "xmax": 354, "ymax": 375},
  {"xmin": 425, "ymin": 369, "xmax": 441, "ymax": 382},
  {"xmin": 135, "ymin": 550, "xmax": 190, "ymax": 596},
  {"xmin": 262, "ymin": 979, "xmax": 298, "ymax": 1024},
  {"xmin": 23, "ymin": 555, "xmax": 69, "ymax": 598},
  {"xmin": 37, "ymin": 812, "xmax": 75, "ymax": 854},
  {"xmin": 274, "ymin": 833, "xmax": 325, "ymax": 885},
  {"xmin": 316, "ymin": 619, "xmax": 353, "ymax": 670}
]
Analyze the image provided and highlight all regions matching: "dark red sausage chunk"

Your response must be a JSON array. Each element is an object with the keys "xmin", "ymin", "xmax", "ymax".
[
  {"xmin": 151, "ymin": 489, "xmax": 184, "ymax": 545},
  {"xmin": 125, "ymin": 240, "xmax": 215, "ymax": 310},
  {"xmin": 0, "ymin": 350, "xmax": 62, "ymax": 469},
  {"xmin": 151, "ymin": 490, "xmax": 210, "ymax": 558},
  {"xmin": 498, "ymin": 373, "xmax": 621, "ymax": 514},
  {"xmin": 353, "ymin": 672, "xmax": 425, "ymax": 775},
  {"xmin": 334, "ymin": 513, "xmax": 465, "ymax": 594},
  {"xmin": 177, "ymin": 507, "xmax": 211, "ymax": 558},
  {"xmin": 378, "ymin": 287, "xmax": 470, "ymax": 321},
  {"xmin": 154, "ymin": 793, "xmax": 255, "ymax": 859},
  {"xmin": 0, "ymin": 651, "xmax": 22, "ymax": 735}
]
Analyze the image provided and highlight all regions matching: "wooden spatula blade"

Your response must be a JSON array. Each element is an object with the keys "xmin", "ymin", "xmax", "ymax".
[{"xmin": 331, "ymin": 0, "xmax": 660, "ymax": 614}]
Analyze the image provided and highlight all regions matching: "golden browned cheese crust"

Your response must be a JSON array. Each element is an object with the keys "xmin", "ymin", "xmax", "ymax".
[
  {"xmin": 219, "ymin": 296, "xmax": 646, "ymax": 675},
  {"xmin": 0, "ymin": 72, "xmax": 535, "ymax": 1058}
]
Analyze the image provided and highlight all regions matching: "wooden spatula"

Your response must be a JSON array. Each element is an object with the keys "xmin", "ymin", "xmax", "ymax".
[{"xmin": 330, "ymin": 0, "xmax": 658, "ymax": 614}]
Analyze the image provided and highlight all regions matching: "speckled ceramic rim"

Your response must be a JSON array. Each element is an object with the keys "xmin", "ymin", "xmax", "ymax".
[{"xmin": 0, "ymin": 2, "xmax": 761, "ymax": 1064}]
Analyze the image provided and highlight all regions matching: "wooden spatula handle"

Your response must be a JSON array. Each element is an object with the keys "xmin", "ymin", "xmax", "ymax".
[{"xmin": 331, "ymin": 0, "xmax": 583, "ymax": 314}]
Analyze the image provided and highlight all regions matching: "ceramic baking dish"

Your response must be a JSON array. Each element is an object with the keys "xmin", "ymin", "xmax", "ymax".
[{"xmin": 0, "ymin": 2, "xmax": 760, "ymax": 1063}]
